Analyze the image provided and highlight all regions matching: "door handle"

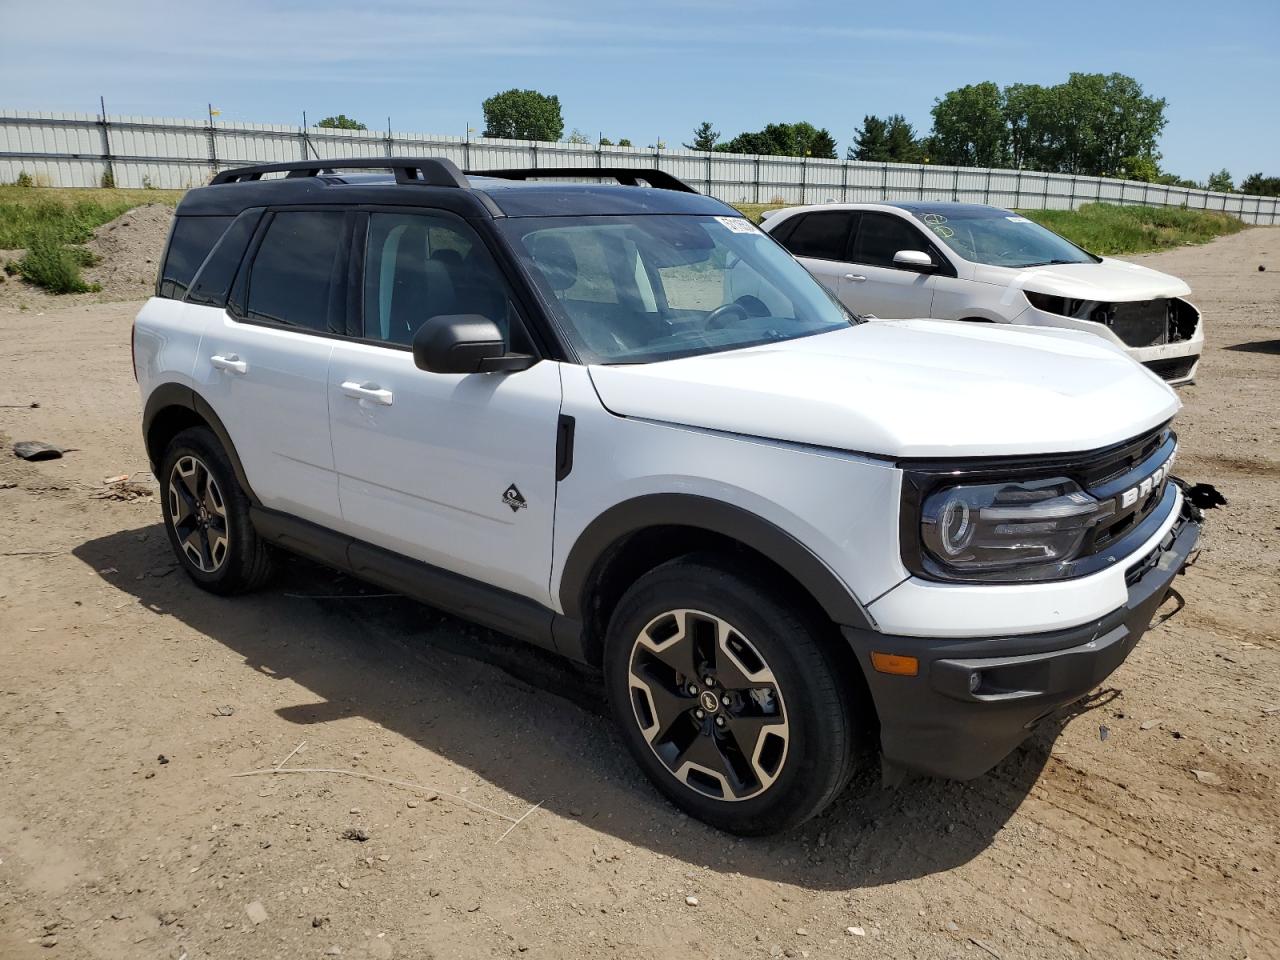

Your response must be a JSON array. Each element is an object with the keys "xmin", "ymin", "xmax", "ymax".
[
  {"xmin": 844, "ymin": 274, "xmax": 867, "ymax": 282},
  {"xmin": 210, "ymin": 354, "xmax": 247, "ymax": 374},
  {"xmin": 340, "ymin": 381, "xmax": 394, "ymax": 406}
]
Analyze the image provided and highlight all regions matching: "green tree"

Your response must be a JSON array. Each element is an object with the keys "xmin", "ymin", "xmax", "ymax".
[
  {"xmin": 317, "ymin": 114, "xmax": 366, "ymax": 130},
  {"xmin": 848, "ymin": 115, "xmax": 888, "ymax": 160},
  {"xmin": 617, "ymin": 138, "xmax": 633, "ymax": 147},
  {"xmin": 599, "ymin": 136, "xmax": 614, "ymax": 146},
  {"xmin": 1206, "ymin": 169, "xmax": 1234, "ymax": 192},
  {"xmin": 567, "ymin": 128, "xmax": 591, "ymax": 145},
  {"xmin": 481, "ymin": 89, "xmax": 564, "ymax": 141},
  {"xmin": 929, "ymin": 73, "xmax": 1166, "ymax": 176},
  {"xmin": 717, "ymin": 121, "xmax": 837, "ymax": 158},
  {"xmin": 1240, "ymin": 173, "xmax": 1280, "ymax": 196},
  {"xmin": 929, "ymin": 81, "xmax": 1008, "ymax": 167},
  {"xmin": 684, "ymin": 122, "xmax": 720, "ymax": 151},
  {"xmin": 1120, "ymin": 155, "xmax": 1161, "ymax": 182},
  {"xmin": 884, "ymin": 115, "xmax": 923, "ymax": 162}
]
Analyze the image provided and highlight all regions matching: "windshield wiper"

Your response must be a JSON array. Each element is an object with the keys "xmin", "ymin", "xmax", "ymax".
[{"xmin": 1019, "ymin": 258, "xmax": 1083, "ymax": 267}]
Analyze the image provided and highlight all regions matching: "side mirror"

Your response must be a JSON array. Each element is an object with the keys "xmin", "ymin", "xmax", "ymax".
[
  {"xmin": 893, "ymin": 249, "xmax": 937, "ymax": 273},
  {"xmin": 412, "ymin": 315, "xmax": 535, "ymax": 374}
]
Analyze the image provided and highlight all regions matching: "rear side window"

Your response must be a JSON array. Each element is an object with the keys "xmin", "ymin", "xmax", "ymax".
[
  {"xmin": 185, "ymin": 209, "xmax": 263, "ymax": 309},
  {"xmin": 783, "ymin": 212, "xmax": 854, "ymax": 261},
  {"xmin": 853, "ymin": 213, "xmax": 930, "ymax": 268},
  {"xmin": 245, "ymin": 211, "xmax": 345, "ymax": 332},
  {"xmin": 159, "ymin": 216, "xmax": 233, "ymax": 299}
]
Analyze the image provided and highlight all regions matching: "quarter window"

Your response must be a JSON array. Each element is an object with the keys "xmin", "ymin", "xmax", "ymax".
[
  {"xmin": 159, "ymin": 215, "xmax": 233, "ymax": 299},
  {"xmin": 782, "ymin": 212, "xmax": 854, "ymax": 261},
  {"xmin": 853, "ymin": 213, "xmax": 931, "ymax": 268},
  {"xmin": 363, "ymin": 213, "xmax": 527, "ymax": 349},
  {"xmin": 245, "ymin": 211, "xmax": 345, "ymax": 331}
]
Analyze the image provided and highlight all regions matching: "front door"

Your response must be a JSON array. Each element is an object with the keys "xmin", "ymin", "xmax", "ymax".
[
  {"xmin": 778, "ymin": 209, "xmax": 858, "ymax": 298},
  {"xmin": 841, "ymin": 211, "xmax": 938, "ymax": 319},
  {"xmin": 326, "ymin": 210, "xmax": 562, "ymax": 605}
]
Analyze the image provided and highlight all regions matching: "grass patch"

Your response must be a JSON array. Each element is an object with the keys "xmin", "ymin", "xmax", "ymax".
[
  {"xmin": 0, "ymin": 186, "xmax": 184, "ymax": 293},
  {"xmin": 1018, "ymin": 204, "xmax": 1246, "ymax": 256}
]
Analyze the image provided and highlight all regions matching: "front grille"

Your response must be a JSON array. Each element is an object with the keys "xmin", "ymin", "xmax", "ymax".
[
  {"xmin": 1095, "ymin": 299, "xmax": 1171, "ymax": 347},
  {"xmin": 1079, "ymin": 428, "xmax": 1177, "ymax": 560},
  {"xmin": 1143, "ymin": 356, "xmax": 1197, "ymax": 382}
]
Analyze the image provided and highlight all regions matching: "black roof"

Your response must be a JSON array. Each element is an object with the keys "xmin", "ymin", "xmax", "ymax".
[{"xmin": 178, "ymin": 158, "xmax": 736, "ymax": 219}]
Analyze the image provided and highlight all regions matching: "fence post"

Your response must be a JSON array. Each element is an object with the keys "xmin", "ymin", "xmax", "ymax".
[
  {"xmin": 705, "ymin": 150, "xmax": 712, "ymax": 196},
  {"xmin": 984, "ymin": 167, "xmax": 991, "ymax": 204},
  {"xmin": 800, "ymin": 156, "xmax": 807, "ymax": 204},
  {"xmin": 753, "ymin": 156, "xmax": 760, "ymax": 204},
  {"xmin": 205, "ymin": 104, "xmax": 219, "ymax": 181},
  {"xmin": 918, "ymin": 163, "xmax": 925, "ymax": 202},
  {"xmin": 841, "ymin": 160, "xmax": 848, "ymax": 202},
  {"xmin": 97, "ymin": 96, "xmax": 115, "ymax": 187},
  {"xmin": 952, "ymin": 166, "xmax": 959, "ymax": 202},
  {"xmin": 881, "ymin": 162, "xmax": 888, "ymax": 201},
  {"xmin": 1015, "ymin": 168, "xmax": 1023, "ymax": 207},
  {"xmin": 385, "ymin": 118, "xmax": 393, "ymax": 158},
  {"xmin": 531, "ymin": 140, "xmax": 538, "ymax": 169}
]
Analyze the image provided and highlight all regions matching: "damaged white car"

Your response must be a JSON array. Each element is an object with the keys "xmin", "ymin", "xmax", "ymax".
[{"xmin": 761, "ymin": 202, "xmax": 1203, "ymax": 385}]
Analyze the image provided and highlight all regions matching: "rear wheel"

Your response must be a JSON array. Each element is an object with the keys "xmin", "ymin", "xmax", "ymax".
[
  {"xmin": 604, "ymin": 555, "xmax": 862, "ymax": 834},
  {"xmin": 160, "ymin": 426, "xmax": 273, "ymax": 595}
]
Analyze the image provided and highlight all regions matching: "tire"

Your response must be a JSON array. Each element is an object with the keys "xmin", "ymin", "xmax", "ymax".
[
  {"xmin": 159, "ymin": 426, "xmax": 274, "ymax": 595},
  {"xmin": 603, "ymin": 554, "xmax": 862, "ymax": 835}
]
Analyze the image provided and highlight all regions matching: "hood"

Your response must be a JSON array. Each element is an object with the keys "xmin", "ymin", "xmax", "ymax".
[
  {"xmin": 588, "ymin": 322, "xmax": 1180, "ymax": 458},
  {"xmin": 973, "ymin": 257, "xmax": 1192, "ymax": 302}
]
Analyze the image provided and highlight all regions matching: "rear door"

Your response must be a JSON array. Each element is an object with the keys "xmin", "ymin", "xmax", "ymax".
[
  {"xmin": 325, "ymin": 209, "xmax": 562, "ymax": 605},
  {"xmin": 842, "ymin": 211, "xmax": 940, "ymax": 319},
  {"xmin": 193, "ymin": 209, "xmax": 351, "ymax": 525},
  {"xmin": 776, "ymin": 210, "xmax": 858, "ymax": 297}
]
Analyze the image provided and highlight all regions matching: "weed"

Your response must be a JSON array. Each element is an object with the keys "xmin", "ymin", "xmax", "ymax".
[
  {"xmin": 14, "ymin": 170, "xmax": 34, "ymax": 188},
  {"xmin": 15, "ymin": 232, "xmax": 100, "ymax": 293}
]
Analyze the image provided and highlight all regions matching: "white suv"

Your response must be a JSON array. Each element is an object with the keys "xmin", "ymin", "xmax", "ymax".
[
  {"xmin": 761, "ymin": 202, "xmax": 1204, "ymax": 385},
  {"xmin": 135, "ymin": 159, "xmax": 1201, "ymax": 834}
]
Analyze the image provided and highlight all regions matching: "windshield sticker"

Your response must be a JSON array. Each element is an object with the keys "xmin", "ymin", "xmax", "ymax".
[
  {"xmin": 931, "ymin": 225, "xmax": 955, "ymax": 239},
  {"xmin": 715, "ymin": 216, "xmax": 759, "ymax": 234},
  {"xmin": 1006, "ymin": 216, "xmax": 1032, "ymax": 223},
  {"xmin": 922, "ymin": 213, "xmax": 948, "ymax": 225}
]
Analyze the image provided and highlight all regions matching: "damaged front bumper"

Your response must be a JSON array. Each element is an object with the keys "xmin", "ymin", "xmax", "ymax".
[{"xmin": 842, "ymin": 495, "xmax": 1202, "ymax": 781}]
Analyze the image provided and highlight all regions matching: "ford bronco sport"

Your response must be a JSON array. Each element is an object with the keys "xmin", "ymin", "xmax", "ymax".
[{"xmin": 135, "ymin": 158, "xmax": 1201, "ymax": 835}]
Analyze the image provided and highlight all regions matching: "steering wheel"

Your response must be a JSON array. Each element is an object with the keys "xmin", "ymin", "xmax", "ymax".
[{"xmin": 704, "ymin": 302, "xmax": 750, "ymax": 330}]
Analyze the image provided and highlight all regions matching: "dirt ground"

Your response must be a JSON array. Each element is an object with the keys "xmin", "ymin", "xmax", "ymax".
[{"xmin": 0, "ymin": 228, "xmax": 1277, "ymax": 960}]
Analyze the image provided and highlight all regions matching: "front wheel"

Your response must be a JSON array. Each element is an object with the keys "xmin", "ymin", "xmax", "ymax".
[{"xmin": 604, "ymin": 555, "xmax": 863, "ymax": 834}]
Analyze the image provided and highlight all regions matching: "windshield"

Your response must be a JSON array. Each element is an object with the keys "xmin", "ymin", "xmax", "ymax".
[
  {"xmin": 912, "ymin": 209, "xmax": 1098, "ymax": 268},
  {"xmin": 498, "ymin": 214, "xmax": 854, "ymax": 364}
]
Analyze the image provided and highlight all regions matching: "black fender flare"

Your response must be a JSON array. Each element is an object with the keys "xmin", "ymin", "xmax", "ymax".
[
  {"xmin": 142, "ymin": 383, "xmax": 258, "ymax": 504},
  {"xmin": 558, "ymin": 493, "xmax": 873, "ymax": 630}
]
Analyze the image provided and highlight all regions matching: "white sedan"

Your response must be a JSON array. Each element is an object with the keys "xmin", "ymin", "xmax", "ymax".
[{"xmin": 759, "ymin": 201, "xmax": 1203, "ymax": 385}]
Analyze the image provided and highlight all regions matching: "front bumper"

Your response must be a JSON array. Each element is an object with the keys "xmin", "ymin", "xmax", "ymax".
[{"xmin": 842, "ymin": 500, "xmax": 1201, "ymax": 780}]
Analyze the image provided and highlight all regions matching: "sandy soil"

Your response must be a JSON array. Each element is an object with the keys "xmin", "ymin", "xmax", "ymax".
[{"xmin": 0, "ymin": 229, "xmax": 1277, "ymax": 960}]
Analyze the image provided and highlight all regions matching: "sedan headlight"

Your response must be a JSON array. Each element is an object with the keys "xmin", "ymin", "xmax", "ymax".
[{"xmin": 920, "ymin": 477, "xmax": 1114, "ymax": 578}]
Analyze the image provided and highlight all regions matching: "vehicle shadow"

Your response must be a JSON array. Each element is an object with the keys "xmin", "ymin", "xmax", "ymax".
[
  {"xmin": 73, "ymin": 523, "xmax": 1080, "ymax": 891},
  {"xmin": 1223, "ymin": 338, "xmax": 1280, "ymax": 355}
]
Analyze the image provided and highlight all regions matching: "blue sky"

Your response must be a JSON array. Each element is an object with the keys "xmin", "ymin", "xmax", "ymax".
[{"xmin": 2, "ymin": 0, "xmax": 1277, "ymax": 182}]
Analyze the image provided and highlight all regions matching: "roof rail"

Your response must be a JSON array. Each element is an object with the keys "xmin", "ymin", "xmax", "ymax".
[
  {"xmin": 466, "ymin": 167, "xmax": 698, "ymax": 194},
  {"xmin": 209, "ymin": 157, "xmax": 469, "ymax": 188}
]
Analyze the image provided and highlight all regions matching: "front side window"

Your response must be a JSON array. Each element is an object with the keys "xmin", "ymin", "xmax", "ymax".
[
  {"xmin": 911, "ymin": 208, "xmax": 1097, "ymax": 268},
  {"xmin": 853, "ymin": 213, "xmax": 933, "ymax": 268},
  {"xmin": 782, "ymin": 211, "xmax": 854, "ymax": 261},
  {"xmin": 245, "ymin": 211, "xmax": 345, "ymax": 331},
  {"xmin": 362, "ymin": 212, "xmax": 527, "ymax": 349},
  {"xmin": 500, "ymin": 215, "xmax": 854, "ymax": 364}
]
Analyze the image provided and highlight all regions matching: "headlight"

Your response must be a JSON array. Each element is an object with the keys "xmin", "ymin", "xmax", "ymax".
[
  {"xmin": 921, "ymin": 477, "xmax": 1114, "ymax": 578},
  {"xmin": 1025, "ymin": 291, "xmax": 1088, "ymax": 318}
]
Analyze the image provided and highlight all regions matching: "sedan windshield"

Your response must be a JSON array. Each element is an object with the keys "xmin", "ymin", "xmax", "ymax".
[
  {"xmin": 911, "ymin": 208, "xmax": 1098, "ymax": 269},
  {"xmin": 498, "ymin": 214, "xmax": 854, "ymax": 364}
]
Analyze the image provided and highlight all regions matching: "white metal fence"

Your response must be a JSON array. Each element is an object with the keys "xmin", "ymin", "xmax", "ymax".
[{"xmin": 3, "ymin": 110, "xmax": 1277, "ymax": 225}]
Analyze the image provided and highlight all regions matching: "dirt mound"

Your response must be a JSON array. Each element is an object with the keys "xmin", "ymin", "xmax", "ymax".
[{"xmin": 83, "ymin": 203, "xmax": 173, "ymax": 300}]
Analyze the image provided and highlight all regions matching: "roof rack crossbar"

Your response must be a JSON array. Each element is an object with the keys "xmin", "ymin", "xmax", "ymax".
[
  {"xmin": 210, "ymin": 157, "xmax": 469, "ymax": 188},
  {"xmin": 466, "ymin": 167, "xmax": 698, "ymax": 194}
]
